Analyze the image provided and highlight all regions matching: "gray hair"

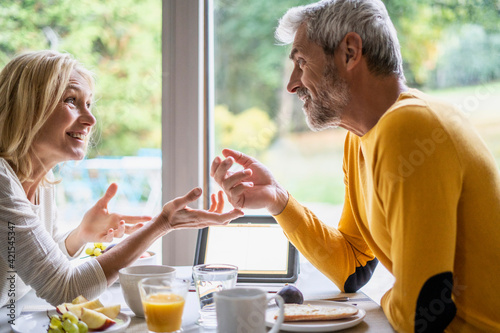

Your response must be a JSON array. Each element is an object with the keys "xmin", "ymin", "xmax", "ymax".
[{"xmin": 275, "ymin": 0, "xmax": 404, "ymax": 79}]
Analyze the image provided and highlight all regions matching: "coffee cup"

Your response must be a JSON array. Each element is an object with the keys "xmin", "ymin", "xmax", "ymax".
[
  {"xmin": 214, "ymin": 288, "xmax": 284, "ymax": 333},
  {"xmin": 119, "ymin": 265, "xmax": 176, "ymax": 317}
]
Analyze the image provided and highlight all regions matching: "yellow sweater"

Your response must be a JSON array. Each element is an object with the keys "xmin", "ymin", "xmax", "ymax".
[{"xmin": 274, "ymin": 89, "xmax": 500, "ymax": 332}]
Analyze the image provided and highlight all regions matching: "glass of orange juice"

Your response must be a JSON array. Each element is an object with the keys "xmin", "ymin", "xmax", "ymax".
[{"xmin": 139, "ymin": 277, "xmax": 190, "ymax": 333}]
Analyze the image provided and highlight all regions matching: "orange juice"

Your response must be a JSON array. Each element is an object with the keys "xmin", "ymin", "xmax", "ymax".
[{"xmin": 143, "ymin": 293, "xmax": 185, "ymax": 332}]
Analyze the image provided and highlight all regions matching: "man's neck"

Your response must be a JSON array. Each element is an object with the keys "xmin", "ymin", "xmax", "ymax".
[{"xmin": 340, "ymin": 76, "xmax": 408, "ymax": 137}]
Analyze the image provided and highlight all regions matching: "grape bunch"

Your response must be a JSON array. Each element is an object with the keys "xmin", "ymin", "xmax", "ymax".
[
  {"xmin": 84, "ymin": 243, "xmax": 108, "ymax": 257},
  {"xmin": 47, "ymin": 312, "xmax": 88, "ymax": 333}
]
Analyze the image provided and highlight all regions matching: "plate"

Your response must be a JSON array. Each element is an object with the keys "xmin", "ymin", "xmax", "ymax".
[
  {"xmin": 266, "ymin": 301, "xmax": 366, "ymax": 332},
  {"xmin": 11, "ymin": 310, "xmax": 130, "ymax": 333}
]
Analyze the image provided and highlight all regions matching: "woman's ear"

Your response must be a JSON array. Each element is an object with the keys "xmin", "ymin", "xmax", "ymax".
[{"xmin": 342, "ymin": 32, "xmax": 363, "ymax": 71}]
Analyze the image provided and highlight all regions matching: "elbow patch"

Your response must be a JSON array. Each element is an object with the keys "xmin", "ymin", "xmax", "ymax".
[
  {"xmin": 343, "ymin": 258, "xmax": 378, "ymax": 292},
  {"xmin": 414, "ymin": 272, "xmax": 456, "ymax": 333}
]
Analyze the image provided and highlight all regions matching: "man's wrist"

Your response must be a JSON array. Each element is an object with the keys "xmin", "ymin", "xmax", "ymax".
[{"xmin": 268, "ymin": 185, "xmax": 289, "ymax": 216}]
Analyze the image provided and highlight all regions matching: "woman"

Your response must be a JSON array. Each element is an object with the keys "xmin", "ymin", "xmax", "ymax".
[{"xmin": 0, "ymin": 50, "xmax": 243, "ymax": 306}]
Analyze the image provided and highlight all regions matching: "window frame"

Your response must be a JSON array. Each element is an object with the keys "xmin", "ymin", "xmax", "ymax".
[{"xmin": 161, "ymin": 0, "xmax": 211, "ymax": 265}]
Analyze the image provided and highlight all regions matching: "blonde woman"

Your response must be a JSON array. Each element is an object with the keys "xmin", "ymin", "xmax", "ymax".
[{"xmin": 0, "ymin": 50, "xmax": 242, "ymax": 306}]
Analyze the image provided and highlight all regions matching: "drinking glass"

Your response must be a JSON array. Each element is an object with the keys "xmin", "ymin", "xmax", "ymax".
[
  {"xmin": 139, "ymin": 277, "xmax": 190, "ymax": 333},
  {"xmin": 192, "ymin": 263, "xmax": 238, "ymax": 328}
]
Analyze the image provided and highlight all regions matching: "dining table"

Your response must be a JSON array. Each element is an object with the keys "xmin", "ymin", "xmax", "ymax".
[{"xmin": 1, "ymin": 261, "xmax": 395, "ymax": 332}]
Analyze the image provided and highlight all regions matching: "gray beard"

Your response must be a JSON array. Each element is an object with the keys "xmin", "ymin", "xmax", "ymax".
[{"xmin": 299, "ymin": 64, "xmax": 350, "ymax": 132}]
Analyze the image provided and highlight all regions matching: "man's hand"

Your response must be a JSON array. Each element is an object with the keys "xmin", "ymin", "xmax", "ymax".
[
  {"xmin": 156, "ymin": 187, "xmax": 243, "ymax": 232},
  {"xmin": 210, "ymin": 148, "xmax": 289, "ymax": 215}
]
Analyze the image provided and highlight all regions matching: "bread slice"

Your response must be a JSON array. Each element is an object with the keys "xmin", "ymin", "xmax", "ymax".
[{"xmin": 275, "ymin": 303, "xmax": 359, "ymax": 322}]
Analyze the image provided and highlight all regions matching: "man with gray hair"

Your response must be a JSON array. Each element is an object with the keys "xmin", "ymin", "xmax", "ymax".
[{"xmin": 211, "ymin": 0, "xmax": 500, "ymax": 332}]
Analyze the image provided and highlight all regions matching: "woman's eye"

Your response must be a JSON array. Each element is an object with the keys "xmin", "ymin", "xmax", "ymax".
[{"xmin": 65, "ymin": 97, "xmax": 76, "ymax": 105}]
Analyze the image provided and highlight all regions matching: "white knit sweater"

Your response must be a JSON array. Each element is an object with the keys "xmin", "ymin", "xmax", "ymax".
[{"xmin": 0, "ymin": 158, "xmax": 107, "ymax": 307}]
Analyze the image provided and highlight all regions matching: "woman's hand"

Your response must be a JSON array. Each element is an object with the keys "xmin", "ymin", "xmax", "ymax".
[
  {"xmin": 155, "ymin": 187, "xmax": 243, "ymax": 232},
  {"xmin": 66, "ymin": 183, "xmax": 152, "ymax": 255}
]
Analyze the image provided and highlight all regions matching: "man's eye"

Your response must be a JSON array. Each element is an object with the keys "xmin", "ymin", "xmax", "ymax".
[{"xmin": 297, "ymin": 59, "xmax": 305, "ymax": 68}]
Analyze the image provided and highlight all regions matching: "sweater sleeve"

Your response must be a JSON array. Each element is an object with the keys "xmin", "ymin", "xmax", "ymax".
[
  {"xmin": 372, "ymin": 105, "xmax": 459, "ymax": 332},
  {"xmin": 273, "ymin": 192, "xmax": 377, "ymax": 292},
  {"xmin": 0, "ymin": 165, "xmax": 107, "ymax": 306}
]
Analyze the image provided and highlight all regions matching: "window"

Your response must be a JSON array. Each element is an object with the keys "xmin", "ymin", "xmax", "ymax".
[
  {"xmin": 162, "ymin": 1, "xmax": 500, "ymax": 302},
  {"xmin": 1, "ymin": 0, "xmax": 163, "ymax": 258}
]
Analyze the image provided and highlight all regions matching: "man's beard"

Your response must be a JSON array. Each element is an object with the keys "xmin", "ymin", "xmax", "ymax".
[{"xmin": 297, "ymin": 63, "xmax": 350, "ymax": 131}]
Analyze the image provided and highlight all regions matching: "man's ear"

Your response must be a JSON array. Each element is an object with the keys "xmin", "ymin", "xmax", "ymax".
[{"xmin": 341, "ymin": 32, "xmax": 363, "ymax": 71}]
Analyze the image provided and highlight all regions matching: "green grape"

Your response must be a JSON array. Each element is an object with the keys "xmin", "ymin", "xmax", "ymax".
[
  {"xmin": 62, "ymin": 318, "xmax": 73, "ymax": 331},
  {"xmin": 77, "ymin": 321, "xmax": 89, "ymax": 333},
  {"xmin": 67, "ymin": 323, "xmax": 79, "ymax": 333},
  {"xmin": 48, "ymin": 328, "xmax": 64, "ymax": 333},
  {"xmin": 62, "ymin": 311, "xmax": 79, "ymax": 324},
  {"xmin": 93, "ymin": 248, "xmax": 102, "ymax": 256},
  {"xmin": 49, "ymin": 315, "xmax": 62, "ymax": 329},
  {"xmin": 85, "ymin": 248, "xmax": 93, "ymax": 255}
]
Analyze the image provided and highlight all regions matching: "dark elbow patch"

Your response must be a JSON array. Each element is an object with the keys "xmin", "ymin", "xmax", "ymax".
[
  {"xmin": 343, "ymin": 258, "xmax": 378, "ymax": 292},
  {"xmin": 414, "ymin": 272, "xmax": 457, "ymax": 333}
]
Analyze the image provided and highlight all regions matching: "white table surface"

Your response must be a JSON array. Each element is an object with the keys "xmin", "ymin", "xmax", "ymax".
[{"xmin": 0, "ymin": 262, "xmax": 395, "ymax": 332}]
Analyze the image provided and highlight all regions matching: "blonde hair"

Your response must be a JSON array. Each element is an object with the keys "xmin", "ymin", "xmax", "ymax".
[{"xmin": 0, "ymin": 50, "xmax": 95, "ymax": 182}]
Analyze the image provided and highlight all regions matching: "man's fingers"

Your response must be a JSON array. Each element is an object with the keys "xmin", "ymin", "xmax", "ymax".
[
  {"xmin": 222, "ymin": 149, "xmax": 256, "ymax": 168},
  {"xmin": 210, "ymin": 156, "xmax": 222, "ymax": 177},
  {"xmin": 97, "ymin": 183, "xmax": 118, "ymax": 207},
  {"xmin": 230, "ymin": 182, "xmax": 253, "ymax": 198},
  {"xmin": 212, "ymin": 156, "xmax": 234, "ymax": 184},
  {"xmin": 169, "ymin": 187, "xmax": 203, "ymax": 211},
  {"xmin": 221, "ymin": 169, "xmax": 252, "ymax": 191}
]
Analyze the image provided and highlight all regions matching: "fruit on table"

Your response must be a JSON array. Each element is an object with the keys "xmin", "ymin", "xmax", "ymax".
[
  {"xmin": 277, "ymin": 284, "xmax": 304, "ymax": 305},
  {"xmin": 81, "ymin": 308, "xmax": 116, "ymax": 330},
  {"xmin": 71, "ymin": 295, "xmax": 88, "ymax": 304},
  {"xmin": 94, "ymin": 304, "xmax": 121, "ymax": 319},
  {"xmin": 85, "ymin": 243, "xmax": 108, "ymax": 257},
  {"xmin": 140, "ymin": 251, "xmax": 151, "ymax": 258},
  {"xmin": 65, "ymin": 299, "xmax": 104, "ymax": 318},
  {"xmin": 51, "ymin": 295, "xmax": 119, "ymax": 332}
]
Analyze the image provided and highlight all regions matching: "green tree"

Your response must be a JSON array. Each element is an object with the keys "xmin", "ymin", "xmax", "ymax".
[{"xmin": 0, "ymin": 0, "xmax": 161, "ymax": 157}]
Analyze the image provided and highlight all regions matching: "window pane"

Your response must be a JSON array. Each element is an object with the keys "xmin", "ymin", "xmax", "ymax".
[
  {"xmin": 210, "ymin": 1, "xmax": 500, "ymax": 225},
  {"xmin": 1, "ymin": 0, "xmax": 162, "ymax": 255}
]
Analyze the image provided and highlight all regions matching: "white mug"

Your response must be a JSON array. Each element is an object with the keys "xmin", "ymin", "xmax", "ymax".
[{"xmin": 215, "ymin": 288, "xmax": 284, "ymax": 333}]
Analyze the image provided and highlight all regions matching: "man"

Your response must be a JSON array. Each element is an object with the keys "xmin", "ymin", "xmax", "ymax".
[{"xmin": 211, "ymin": 0, "xmax": 500, "ymax": 332}]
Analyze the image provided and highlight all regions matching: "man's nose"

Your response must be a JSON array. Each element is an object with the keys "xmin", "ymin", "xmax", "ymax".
[{"xmin": 287, "ymin": 67, "xmax": 302, "ymax": 93}]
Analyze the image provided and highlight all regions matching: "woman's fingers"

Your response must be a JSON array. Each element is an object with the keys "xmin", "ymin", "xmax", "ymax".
[
  {"xmin": 124, "ymin": 222, "xmax": 145, "ymax": 235},
  {"xmin": 216, "ymin": 190, "xmax": 224, "ymax": 213},
  {"xmin": 97, "ymin": 183, "xmax": 118, "ymax": 208},
  {"xmin": 168, "ymin": 187, "xmax": 203, "ymax": 211}
]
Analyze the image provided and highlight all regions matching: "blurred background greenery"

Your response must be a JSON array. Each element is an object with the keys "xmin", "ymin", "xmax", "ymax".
[{"xmin": 1, "ymin": 0, "xmax": 499, "ymax": 208}]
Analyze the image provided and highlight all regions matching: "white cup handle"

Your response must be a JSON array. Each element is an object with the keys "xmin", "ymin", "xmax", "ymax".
[{"xmin": 268, "ymin": 295, "xmax": 284, "ymax": 333}]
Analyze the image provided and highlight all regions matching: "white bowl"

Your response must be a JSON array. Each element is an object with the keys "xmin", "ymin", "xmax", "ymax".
[
  {"xmin": 119, "ymin": 265, "xmax": 176, "ymax": 317},
  {"xmin": 131, "ymin": 251, "xmax": 157, "ymax": 266}
]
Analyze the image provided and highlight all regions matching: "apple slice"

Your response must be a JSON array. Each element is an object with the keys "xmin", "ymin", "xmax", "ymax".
[
  {"xmin": 81, "ymin": 308, "xmax": 116, "ymax": 330},
  {"xmin": 94, "ymin": 304, "xmax": 121, "ymax": 319},
  {"xmin": 71, "ymin": 295, "xmax": 88, "ymax": 304},
  {"xmin": 66, "ymin": 298, "xmax": 104, "ymax": 318},
  {"xmin": 56, "ymin": 303, "xmax": 69, "ymax": 314}
]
